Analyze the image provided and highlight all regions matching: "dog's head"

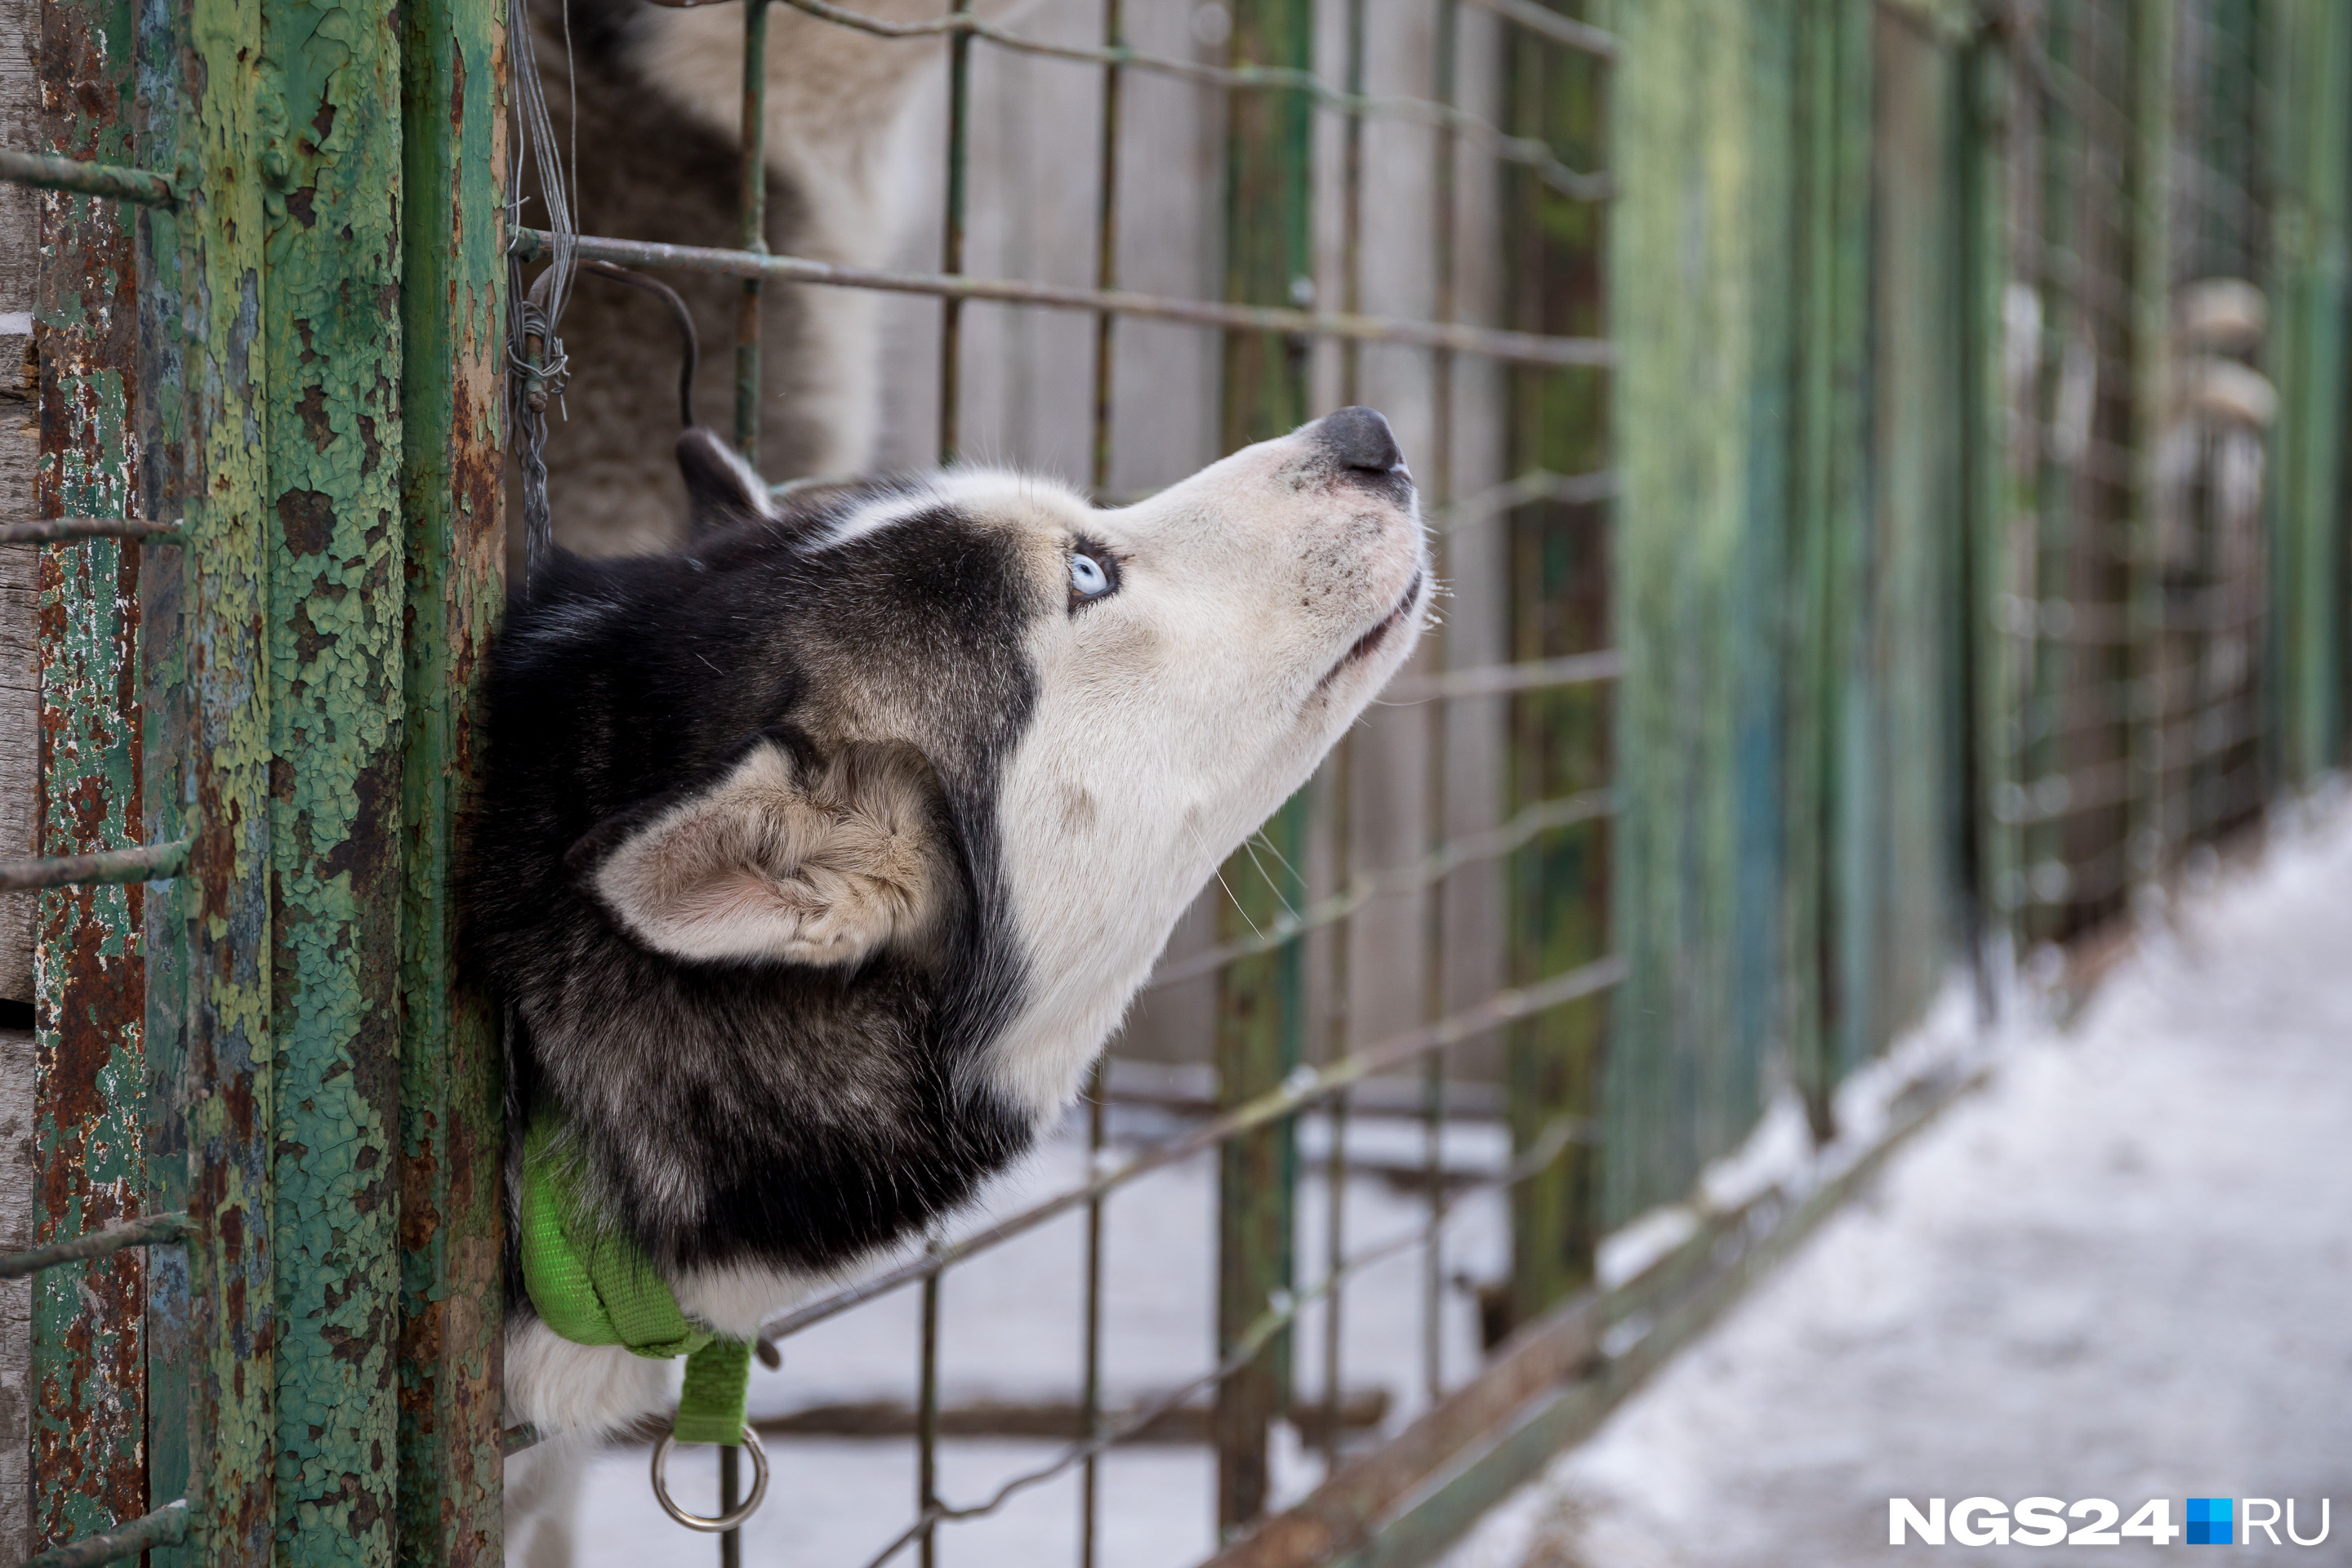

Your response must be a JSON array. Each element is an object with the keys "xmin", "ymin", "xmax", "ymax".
[{"xmin": 547, "ymin": 408, "xmax": 1428, "ymax": 1116}]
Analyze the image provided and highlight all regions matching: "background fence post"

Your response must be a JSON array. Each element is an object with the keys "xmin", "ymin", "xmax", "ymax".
[
  {"xmin": 2267, "ymin": 0, "xmax": 2352, "ymax": 788},
  {"xmin": 1501, "ymin": 0, "xmax": 1610, "ymax": 1332},
  {"xmin": 1214, "ymin": 0, "xmax": 1313, "ymax": 1532},
  {"xmin": 394, "ymin": 0, "xmax": 507, "ymax": 1554},
  {"xmin": 28, "ymin": 0, "xmax": 148, "ymax": 1548}
]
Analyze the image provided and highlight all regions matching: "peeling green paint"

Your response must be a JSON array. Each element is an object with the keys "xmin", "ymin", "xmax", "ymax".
[
  {"xmin": 394, "ymin": 0, "xmax": 508, "ymax": 1553},
  {"xmin": 174, "ymin": 0, "xmax": 279, "ymax": 1548},
  {"xmin": 257, "ymin": 0, "xmax": 408, "ymax": 1553}
]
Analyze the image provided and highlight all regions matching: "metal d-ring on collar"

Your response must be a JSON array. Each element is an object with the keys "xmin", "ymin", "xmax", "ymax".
[{"xmin": 650, "ymin": 1423, "xmax": 773, "ymax": 1533}]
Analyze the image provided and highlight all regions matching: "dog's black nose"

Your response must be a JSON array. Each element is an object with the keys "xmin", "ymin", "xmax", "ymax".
[{"xmin": 1318, "ymin": 406, "xmax": 1405, "ymax": 474}]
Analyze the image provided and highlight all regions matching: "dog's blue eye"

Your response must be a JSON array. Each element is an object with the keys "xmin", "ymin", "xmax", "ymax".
[{"xmin": 1070, "ymin": 552, "xmax": 1111, "ymax": 600}]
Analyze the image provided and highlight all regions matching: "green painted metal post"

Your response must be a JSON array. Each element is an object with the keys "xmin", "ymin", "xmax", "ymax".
[
  {"xmin": 134, "ymin": 0, "xmax": 197, "ymax": 1556},
  {"xmin": 1500, "ymin": 0, "xmax": 1611, "ymax": 1332},
  {"xmin": 256, "ymin": 0, "xmax": 408, "ymax": 1549},
  {"xmin": 29, "ymin": 0, "xmax": 149, "ymax": 1548},
  {"xmin": 2267, "ymin": 0, "xmax": 2352, "ymax": 786},
  {"xmin": 1213, "ymin": 0, "xmax": 1312, "ymax": 1532},
  {"xmin": 395, "ymin": 0, "xmax": 509, "ymax": 1554},
  {"xmin": 174, "ymin": 0, "xmax": 278, "ymax": 1549}
]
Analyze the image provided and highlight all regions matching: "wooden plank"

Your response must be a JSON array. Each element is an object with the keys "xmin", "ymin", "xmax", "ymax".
[
  {"xmin": 1214, "ymin": 0, "xmax": 1314, "ymax": 1531},
  {"xmin": 393, "ymin": 0, "xmax": 509, "ymax": 1552}
]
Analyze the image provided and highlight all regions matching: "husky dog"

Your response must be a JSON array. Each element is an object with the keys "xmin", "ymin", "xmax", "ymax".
[{"xmin": 474, "ymin": 407, "xmax": 1426, "ymax": 1476}]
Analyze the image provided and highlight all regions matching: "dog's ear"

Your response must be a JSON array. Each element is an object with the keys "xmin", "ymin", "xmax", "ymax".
[
  {"xmin": 579, "ymin": 737, "xmax": 954, "ymax": 966},
  {"xmin": 677, "ymin": 427, "xmax": 780, "ymax": 537}
]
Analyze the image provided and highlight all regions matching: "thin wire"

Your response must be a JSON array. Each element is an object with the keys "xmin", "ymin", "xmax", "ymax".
[
  {"xmin": 845, "ymin": 1114, "xmax": 1589, "ymax": 1568},
  {"xmin": 761, "ymin": 0, "xmax": 1611, "ymax": 202},
  {"xmin": 758, "ymin": 956, "xmax": 1624, "ymax": 1347},
  {"xmin": 1148, "ymin": 789, "xmax": 1616, "ymax": 989},
  {"xmin": 506, "ymin": 0, "xmax": 582, "ymax": 584}
]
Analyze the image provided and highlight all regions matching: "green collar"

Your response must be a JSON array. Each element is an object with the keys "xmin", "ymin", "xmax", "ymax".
[{"xmin": 519, "ymin": 1113, "xmax": 752, "ymax": 1446}]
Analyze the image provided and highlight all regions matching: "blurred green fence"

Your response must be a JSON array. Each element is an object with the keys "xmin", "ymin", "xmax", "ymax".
[{"xmin": 1606, "ymin": 0, "xmax": 2350, "ymax": 1228}]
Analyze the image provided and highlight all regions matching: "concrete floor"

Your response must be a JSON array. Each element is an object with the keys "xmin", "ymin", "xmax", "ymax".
[{"xmin": 1440, "ymin": 804, "xmax": 2352, "ymax": 1568}]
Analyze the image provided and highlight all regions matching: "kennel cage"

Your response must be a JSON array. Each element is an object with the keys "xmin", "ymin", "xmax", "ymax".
[{"xmin": 0, "ymin": 0, "xmax": 2345, "ymax": 1566}]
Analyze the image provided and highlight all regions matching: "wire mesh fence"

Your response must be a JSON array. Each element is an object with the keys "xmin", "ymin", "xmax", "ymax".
[{"xmin": 1, "ymin": 2, "xmax": 2347, "ymax": 1566}]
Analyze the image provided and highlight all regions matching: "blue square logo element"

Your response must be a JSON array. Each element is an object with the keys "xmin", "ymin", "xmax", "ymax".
[{"xmin": 2187, "ymin": 1498, "xmax": 2234, "ymax": 1545}]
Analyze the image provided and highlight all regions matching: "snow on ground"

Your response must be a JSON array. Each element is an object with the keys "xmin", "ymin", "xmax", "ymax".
[
  {"xmin": 569, "ymin": 803, "xmax": 2352, "ymax": 1568},
  {"xmin": 1441, "ymin": 801, "xmax": 2352, "ymax": 1568}
]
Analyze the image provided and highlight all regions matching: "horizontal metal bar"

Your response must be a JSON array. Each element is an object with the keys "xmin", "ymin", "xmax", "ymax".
[
  {"xmin": 641, "ymin": 0, "xmax": 1608, "ymax": 200},
  {"xmin": 0, "ymin": 515, "xmax": 184, "ymax": 544},
  {"xmin": 759, "ymin": 955, "xmax": 1624, "ymax": 1345},
  {"xmin": 0, "ymin": 1210, "xmax": 189, "ymax": 1280},
  {"xmin": 1151, "ymin": 790, "xmax": 1615, "ymax": 989},
  {"xmin": 24, "ymin": 1501, "xmax": 189, "ymax": 1568},
  {"xmin": 511, "ymin": 229, "xmax": 1615, "ymax": 368},
  {"xmin": 0, "ymin": 147, "xmax": 176, "ymax": 207},
  {"xmin": 1459, "ymin": 0, "xmax": 1619, "ymax": 56},
  {"xmin": 748, "ymin": 1388, "xmax": 1390, "ymax": 1445},
  {"xmin": 0, "ymin": 835, "xmax": 192, "ymax": 892},
  {"xmin": 1385, "ymin": 650, "xmax": 1622, "ymax": 703},
  {"xmin": 1432, "ymin": 468, "xmax": 1617, "ymax": 534}
]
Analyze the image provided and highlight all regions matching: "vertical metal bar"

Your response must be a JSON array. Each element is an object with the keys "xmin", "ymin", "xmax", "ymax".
[
  {"xmin": 1319, "ymin": 0, "xmax": 1365, "ymax": 1477},
  {"xmin": 1088, "ymin": 0, "xmax": 1123, "ymax": 498},
  {"xmin": 1419, "ymin": 0, "xmax": 1459, "ymax": 1413},
  {"xmin": 1213, "ymin": 0, "xmax": 1313, "ymax": 1530},
  {"xmin": 735, "ymin": 0, "xmax": 771, "ymax": 459},
  {"xmin": 257, "ymin": 0, "xmax": 407, "ymax": 1546},
  {"xmin": 719, "ymin": 1448, "xmax": 742, "ymax": 1568},
  {"xmin": 1500, "ymin": 0, "xmax": 1610, "ymax": 1334},
  {"xmin": 395, "ymin": 0, "xmax": 510, "ymax": 1550},
  {"xmin": 1076, "ymin": 1062, "xmax": 1107, "ymax": 1568},
  {"xmin": 938, "ymin": 0, "xmax": 973, "ymax": 464},
  {"xmin": 1316, "ymin": 751, "xmax": 1350, "ymax": 1477},
  {"xmin": 2127, "ymin": 0, "xmax": 2174, "ymax": 900},
  {"xmin": 916, "ymin": 1266, "xmax": 942, "ymax": 1568},
  {"xmin": 1080, "ymin": 2, "xmax": 1122, "ymax": 1554},
  {"xmin": 29, "ymin": 0, "xmax": 147, "ymax": 1543},
  {"xmin": 136, "ymin": 19, "xmax": 195, "ymax": 1545},
  {"xmin": 176, "ymin": 0, "xmax": 276, "ymax": 1545},
  {"xmin": 1338, "ymin": 0, "xmax": 1366, "ymax": 407}
]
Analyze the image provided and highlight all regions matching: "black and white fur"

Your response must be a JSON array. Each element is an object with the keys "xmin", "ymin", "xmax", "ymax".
[{"xmin": 472, "ymin": 408, "xmax": 1428, "ymax": 1450}]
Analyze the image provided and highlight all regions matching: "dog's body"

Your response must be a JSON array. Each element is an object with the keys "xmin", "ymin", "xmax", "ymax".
[
  {"xmin": 519, "ymin": 0, "xmax": 1026, "ymax": 561},
  {"xmin": 474, "ymin": 409, "xmax": 1428, "ymax": 1459}
]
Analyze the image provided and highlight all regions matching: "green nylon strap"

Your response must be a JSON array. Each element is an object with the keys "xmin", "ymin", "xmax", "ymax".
[{"xmin": 520, "ymin": 1114, "xmax": 751, "ymax": 1446}]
